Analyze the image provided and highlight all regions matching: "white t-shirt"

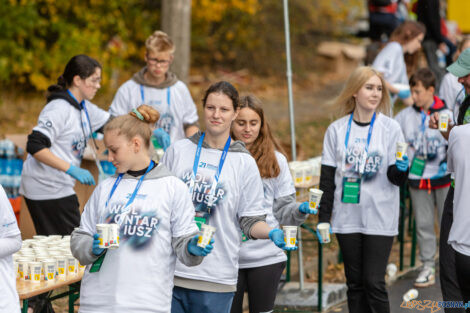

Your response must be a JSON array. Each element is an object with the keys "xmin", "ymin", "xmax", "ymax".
[
  {"xmin": 321, "ymin": 113, "xmax": 404, "ymax": 236},
  {"xmin": 0, "ymin": 186, "xmax": 21, "ymax": 313},
  {"xmin": 109, "ymin": 80, "xmax": 198, "ymax": 143},
  {"xmin": 238, "ymin": 151, "xmax": 295, "ymax": 269},
  {"xmin": 373, "ymin": 42, "xmax": 408, "ymax": 87},
  {"xmin": 395, "ymin": 106, "xmax": 451, "ymax": 180},
  {"xmin": 78, "ymin": 165, "xmax": 199, "ymax": 313},
  {"xmin": 161, "ymin": 138, "xmax": 266, "ymax": 286},
  {"xmin": 439, "ymin": 72, "xmax": 466, "ymax": 122},
  {"xmin": 20, "ymin": 99, "xmax": 109, "ymax": 200},
  {"xmin": 447, "ymin": 124, "xmax": 470, "ymax": 256}
]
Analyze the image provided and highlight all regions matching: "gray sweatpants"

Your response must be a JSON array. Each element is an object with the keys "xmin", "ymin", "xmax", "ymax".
[{"xmin": 409, "ymin": 186, "xmax": 449, "ymax": 268}]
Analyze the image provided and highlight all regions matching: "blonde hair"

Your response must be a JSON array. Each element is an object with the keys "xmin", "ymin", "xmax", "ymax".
[
  {"xmin": 145, "ymin": 30, "xmax": 175, "ymax": 54},
  {"xmin": 333, "ymin": 66, "xmax": 391, "ymax": 117},
  {"xmin": 104, "ymin": 105, "xmax": 160, "ymax": 149}
]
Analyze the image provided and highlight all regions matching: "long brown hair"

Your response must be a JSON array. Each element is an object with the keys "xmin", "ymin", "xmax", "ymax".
[{"xmin": 231, "ymin": 95, "xmax": 285, "ymax": 178}]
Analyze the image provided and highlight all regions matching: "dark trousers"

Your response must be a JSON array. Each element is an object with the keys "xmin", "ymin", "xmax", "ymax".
[
  {"xmin": 422, "ymin": 39, "xmax": 446, "ymax": 88},
  {"xmin": 337, "ymin": 233, "xmax": 394, "ymax": 313},
  {"xmin": 172, "ymin": 286, "xmax": 235, "ymax": 313},
  {"xmin": 25, "ymin": 194, "xmax": 80, "ymax": 235},
  {"xmin": 439, "ymin": 187, "xmax": 465, "ymax": 312},
  {"xmin": 454, "ymin": 250, "xmax": 470, "ymax": 312},
  {"xmin": 231, "ymin": 261, "xmax": 286, "ymax": 313}
]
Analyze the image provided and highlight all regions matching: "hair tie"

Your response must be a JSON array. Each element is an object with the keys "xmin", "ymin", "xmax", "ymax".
[{"xmin": 132, "ymin": 108, "xmax": 145, "ymax": 121}]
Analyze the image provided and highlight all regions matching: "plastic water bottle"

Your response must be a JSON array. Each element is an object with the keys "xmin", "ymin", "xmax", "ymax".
[{"xmin": 436, "ymin": 49, "xmax": 446, "ymax": 68}]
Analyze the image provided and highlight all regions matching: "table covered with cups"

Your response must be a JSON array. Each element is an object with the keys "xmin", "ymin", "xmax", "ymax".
[{"xmin": 13, "ymin": 235, "xmax": 85, "ymax": 313}]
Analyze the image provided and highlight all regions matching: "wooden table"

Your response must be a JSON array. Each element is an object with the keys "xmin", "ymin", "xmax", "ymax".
[{"xmin": 17, "ymin": 273, "xmax": 83, "ymax": 313}]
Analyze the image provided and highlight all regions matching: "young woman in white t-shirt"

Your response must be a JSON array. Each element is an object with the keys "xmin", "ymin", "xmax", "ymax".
[
  {"xmin": 0, "ymin": 185, "xmax": 21, "ymax": 313},
  {"xmin": 20, "ymin": 55, "xmax": 110, "ymax": 236},
  {"xmin": 318, "ymin": 66, "xmax": 408, "ymax": 313},
  {"xmin": 229, "ymin": 95, "xmax": 314, "ymax": 313},
  {"xmin": 160, "ymin": 81, "xmax": 289, "ymax": 313},
  {"xmin": 71, "ymin": 106, "xmax": 211, "ymax": 313},
  {"xmin": 372, "ymin": 21, "xmax": 426, "ymax": 107}
]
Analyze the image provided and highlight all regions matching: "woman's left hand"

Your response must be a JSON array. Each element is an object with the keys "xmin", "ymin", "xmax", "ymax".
[{"xmin": 396, "ymin": 155, "xmax": 409, "ymax": 172}]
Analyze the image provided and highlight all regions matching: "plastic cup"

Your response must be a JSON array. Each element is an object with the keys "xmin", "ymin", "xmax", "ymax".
[
  {"xmin": 396, "ymin": 142, "xmax": 408, "ymax": 161},
  {"xmin": 317, "ymin": 223, "xmax": 331, "ymax": 243},
  {"xmin": 386, "ymin": 263, "xmax": 397, "ymax": 278},
  {"xmin": 17, "ymin": 258, "xmax": 31, "ymax": 281},
  {"xmin": 197, "ymin": 224, "xmax": 216, "ymax": 248},
  {"xmin": 303, "ymin": 165, "xmax": 314, "ymax": 184},
  {"xmin": 33, "ymin": 235, "xmax": 47, "ymax": 240},
  {"xmin": 42, "ymin": 259, "xmax": 57, "ymax": 283},
  {"xmin": 107, "ymin": 223, "xmax": 120, "ymax": 249},
  {"xmin": 55, "ymin": 256, "xmax": 68, "ymax": 280},
  {"xmin": 66, "ymin": 255, "xmax": 78, "ymax": 276},
  {"xmin": 29, "ymin": 261, "xmax": 42, "ymax": 283},
  {"xmin": 283, "ymin": 226, "xmax": 298, "ymax": 248},
  {"xmin": 48, "ymin": 235, "xmax": 62, "ymax": 241},
  {"xmin": 309, "ymin": 188, "xmax": 323, "ymax": 212},
  {"xmin": 392, "ymin": 83, "xmax": 410, "ymax": 92},
  {"xmin": 403, "ymin": 288, "xmax": 419, "ymax": 302},
  {"xmin": 96, "ymin": 224, "xmax": 110, "ymax": 248},
  {"xmin": 439, "ymin": 113, "xmax": 449, "ymax": 131}
]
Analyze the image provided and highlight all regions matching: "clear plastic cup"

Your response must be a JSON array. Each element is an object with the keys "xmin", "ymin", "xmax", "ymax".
[
  {"xmin": 283, "ymin": 226, "xmax": 298, "ymax": 248},
  {"xmin": 309, "ymin": 188, "xmax": 323, "ymax": 212},
  {"xmin": 439, "ymin": 113, "xmax": 449, "ymax": 131},
  {"xmin": 107, "ymin": 223, "xmax": 120, "ymax": 249},
  {"xmin": 29, "ymin": 261, "xmax": 42, "ymax": 283},
  {"xmin": 403, "ymin": 288, "xmax": 419, "ymax": 302},
  {"xmin": 197, "ymin": 224, "xmax": 216, "ymax": 248},
  {"xmin": 396, "ymin": 142, "xmax": 408, "ymax": 161},
  {"xmin": 317, "ymin": 223, "xmax": 331, "ymax": 243},
  {"xmin": 96, "ymin": 224, "xmax": 110, "ymax": 248}
]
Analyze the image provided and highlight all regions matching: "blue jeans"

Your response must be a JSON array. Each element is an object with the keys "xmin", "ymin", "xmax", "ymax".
[{"xmin": 171, "ymin": 286, "xmax": 235, "ymax": 313}]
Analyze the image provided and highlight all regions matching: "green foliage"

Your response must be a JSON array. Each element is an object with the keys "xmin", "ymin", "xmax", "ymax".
[
  {"xmin": 0, "ymin": 0, "xmax": 364, "ymax": 90},
  {"xmin": 0, "ymin": 0, "xmax": 161, "ymax": 90}
]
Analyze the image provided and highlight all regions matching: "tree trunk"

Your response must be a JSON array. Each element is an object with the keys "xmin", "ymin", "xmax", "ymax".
[{"xmin": 161, "ymin": 0, "xmax": 191, "ymax": 84}]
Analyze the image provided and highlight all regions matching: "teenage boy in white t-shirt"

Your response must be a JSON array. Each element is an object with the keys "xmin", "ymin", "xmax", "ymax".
[
  {"xmin": 109, "ymin": 30, "xmax": 199, "ymax": 150},
  {"xmin": 395, "ymin": 68, "xmax": 452, "ymax": 288},
  {"xmin": 0, "ymin": 185, "xmax": 22, "ymax": 313}
]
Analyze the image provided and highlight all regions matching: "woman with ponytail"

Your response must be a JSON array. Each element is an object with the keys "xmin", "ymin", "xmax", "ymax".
[
  {"xmin": 20, "ymin": 54, "xmax": 110, "ymax": 236},
  {"xmin": 71, "ymin": 105, "xmax": 210, "ymax": 313}
]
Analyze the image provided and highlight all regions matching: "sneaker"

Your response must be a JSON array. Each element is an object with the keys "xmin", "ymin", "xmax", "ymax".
[{"xmin": 414, "ymin": 266, "xmax": 435, "ymax": 287}]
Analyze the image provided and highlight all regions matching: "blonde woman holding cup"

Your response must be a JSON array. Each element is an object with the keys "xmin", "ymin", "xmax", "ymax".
[
  {"xmin": 318, "ymin": 66, "xmax": 408, "ymax": 313},
  {"xmin": 71, "ymin": 106, "xmax": 211, "ymax": 313},
  {"xmin": 230, "ymin": 95, "xmax": 314, "ymax": 313}
]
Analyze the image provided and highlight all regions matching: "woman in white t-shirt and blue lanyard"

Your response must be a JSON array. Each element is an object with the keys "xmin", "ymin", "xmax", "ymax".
[
  {"xmin": 229, "ymin": 95, "xmax": 314, "ymax": 313},
  {"xmin": 20, "ymin": 55, "xmax": 110, "ymax": 236},
  {"xmin": 71, "ymin": 106, "xmax": 212, "ymax": 313},
  {"xmin": 372, "ymin": 21, "xmax": 426, "ymax": 107},
  {"xmin": 0, "ymin": 185, "xmax": 22, "ymax": 313},
  {"xmin": 160, "ymin": 81, "xmax": 290, "ymax": 313},
  {"xmin": 318, "ymin": 67, "xmax": 408, "ymax": 313}
]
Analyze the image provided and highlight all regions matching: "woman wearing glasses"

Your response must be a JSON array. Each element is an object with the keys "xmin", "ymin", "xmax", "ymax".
[
  {"xmin": 20, "ymin": 54, "xmax": 110, "ymax": 236},
  {"xmin": 109, "ymin": 30, "xmax": 199, "ymax": 151}
]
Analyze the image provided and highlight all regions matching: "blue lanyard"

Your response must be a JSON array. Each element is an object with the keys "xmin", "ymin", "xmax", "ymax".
[
  {"xmin": 105, "ymin": 160, "xmax": 155, "ymax": 208},
  {"xmin": 190, "ymin": 133, "xmax": 231, "ymax": 196},
  {"xmin": 140, "ymin": 85, "xmax": 171, "ymax": 110},
  {"xmin": 67, "ymin": 90, "xmax": 94, "ymax": 139},
  {"xmin": 420, "ymin": 110, "xmax": 428, "ymax": 134},
  {"xmin": 344, "ymin": 112, "xmax": 376, "ymax": 156}
]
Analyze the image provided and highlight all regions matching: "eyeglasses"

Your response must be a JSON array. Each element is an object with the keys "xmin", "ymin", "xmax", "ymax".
[{"xmin": 147, "ymin": 57, "xmax": 171, "ymax": 66}]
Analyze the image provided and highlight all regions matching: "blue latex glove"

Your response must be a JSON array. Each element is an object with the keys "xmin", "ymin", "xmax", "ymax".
[
  {"xmin": 66, "ymin": 165, "xmax": 95, "ymax": 185},
  {"xmin": 431, "ymin": 162, "xmax": 447, "ymax": 179},
  {"xmin": 92, "ymin": 233, "xmax": 105, "ymax": 256},
  {"xmin": 397, "ymin": 89, "xmax": 411, "ymax": 99},
  {"xmin": 187, "ymin": 235, "xmax": 214, "ymax": 256},
  {"xmin": 299, "ymin": 201, "xmax": 318, "ymax": 215},
  {"xmin": 153, "ymin": 128, "xmax": 171, "ymax": 151},
  {"xmin": 396, "ymin": 155, "xmax": 409, "ymax": 172},
  {"xmin": 316, "ymin": 223, "xmax": 332, "ymax": 245},
  {"xmin": 269, "ymin": 228, "xmax": 294, "ymax": 250}
]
